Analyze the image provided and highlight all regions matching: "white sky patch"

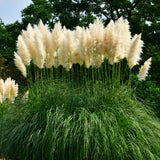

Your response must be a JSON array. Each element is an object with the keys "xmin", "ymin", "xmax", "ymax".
[
  {"xmin": 145, "ymin": 20, "xmax": 152, "ymax": 26},
  {"xmin": 0, "ymin": 0, "xmax": 32, "ymax": 25}
]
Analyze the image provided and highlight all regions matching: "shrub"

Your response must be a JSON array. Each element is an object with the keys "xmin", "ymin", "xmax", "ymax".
[
  {"xmin": 132, "ymin": 74, "xmax": 160, "ymax": 116},
  {"xmin": 0, "ymin": 81, "xmax": 160, "ymax": 160}
]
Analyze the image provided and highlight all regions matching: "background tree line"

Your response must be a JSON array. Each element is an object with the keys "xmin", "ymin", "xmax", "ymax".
[{"xmin": 0, "ymin": 0, "xmax": 160, "ymax": 84}]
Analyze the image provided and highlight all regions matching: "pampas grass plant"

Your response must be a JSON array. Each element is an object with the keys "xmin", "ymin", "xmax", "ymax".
[
  {"xmin": 0, "ymin": 81, "xmax": 160, "ymax": 160},
  {"xmin": 14, "ymin": 17, "xmax": 148, "ymax": 85},
  {"xmin": 0, "ymin": 17, "xmax": 157, "ymax": 160}
]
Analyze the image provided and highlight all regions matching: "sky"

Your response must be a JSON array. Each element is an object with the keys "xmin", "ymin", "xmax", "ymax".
[{"xmin": 0, "ymin": 0, "xmax": 32, "ymax": 25}]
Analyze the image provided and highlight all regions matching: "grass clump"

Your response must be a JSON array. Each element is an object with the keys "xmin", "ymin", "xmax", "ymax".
[{"xmin": 0, "ymin": 81, "xmax": 160, "ymax": 160}]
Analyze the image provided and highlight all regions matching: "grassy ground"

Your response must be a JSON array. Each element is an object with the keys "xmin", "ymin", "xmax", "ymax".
[{"xmin": 0, "ymin": 80, "xmax": 160, "ymax": 160}]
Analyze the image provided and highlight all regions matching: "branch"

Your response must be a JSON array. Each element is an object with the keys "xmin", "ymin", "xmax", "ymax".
[
  {"xmin": 121, "ymin": 0, "xmax": 132, "ymax": 22},
  {"xmin": 115, "ymin": 9, "xmax": 120, "ymax": 18},
  {"xmin": 131, "ymin": 0, "xmax": 140, "ymax": 10},
  {"xmin": 101, "ymin": 10, "xmax": 109, "ymax": 19},
  {"xmin": 121, "ymin": 0, "xmax": 130, "ymax": 15},
  {"xmin": 110, "ymin": 5, "xmax": 115, "ymax": 20}
]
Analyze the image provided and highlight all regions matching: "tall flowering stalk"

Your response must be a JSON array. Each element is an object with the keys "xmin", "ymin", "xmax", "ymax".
[
  {"xmin": 127, "ymin": 34, "xmax": 144, "ymax": 69},
  {"xmin": 14, "ymin": 52, "xmax": 27, "ymax": 78},
  {"xmin": 137, "ymin": 58, "xmax": 152, "ymax": 81},
  {"xmin": 14, "ymin": 17, "xmax": 150, "ymax": 85}
]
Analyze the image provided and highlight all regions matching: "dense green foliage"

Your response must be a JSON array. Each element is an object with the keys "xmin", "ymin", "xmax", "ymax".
[
  {"xmin": 0, "ymin": 19, "xmax": 22, "ymax": 61},
  {"xmin": 132, "ymin": 75, "xmax": 160, "ymax": 116},
  {"xmin": 0, "ymin": 0, "xmax": 160, "ymax": 83},
  {"xmin": 1, "ymin": 81, "xmax": 160, "ymax": 160}
]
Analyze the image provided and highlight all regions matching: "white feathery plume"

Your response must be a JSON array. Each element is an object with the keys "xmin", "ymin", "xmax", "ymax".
[
  {"xmin": 4, "ymin": 77, "xmax": 12, "ymax": 100},
  {"xmin": 14, "ymin": 52, "xmax": 27, "ymax": 77},
  {"xmin": 52, "ymin": 22, "xmax": 63, "ymax": 68},
  {"xmin": 0, "ymin": 94, "xmax": 2, "ymax": 103},
  {"xmin": 72, "ymin": 26, "xmax": 82, "ymax": 65},
  {"xmin": 127, "ymin": 34, "xmax": 144, "ymax": 69},
  {"xmin": 44, "ymin": 26, "xmax": 55, "ymax": 68},
  {"xmin": 137, "ymin": 57, "xmax": 152, "ymax": 81},
  {"xmin": 104, "ymin": 20, "xmax": 116, "ymax": 64},
  {"xmin": 121, "ymin": 19, "xmax": 131, "ymax": 58},
  {"xmin": 113, "ymin": 17, "xmax": 129, "ymax": 62},
  {"xmin": 88, "ymin": 18, "xmax": 105, "ymax": 67},
  {"xmin": 0, "ymin": 79, "xmax": 5, "ymax": 102},
  {"xmin": 21, "ymin": 30, "xmax": 28, "ymax": 41},
  {"xmin": 34, "ymin": 26, "xmax": 46, "ymax": 68},
  {"xmin": 25, "ymin": 23, "xmax": 37, "ymax": 64},
  {"xmin": 63, "ymin": 30, "xmax": 76, "ymax": 70},
  {"xmin": 9, "ymin": 79, "xmax": 18, "ymax": 103},
  {"xmin": 46, "ymin": 53, "xmax": 53, "ymax": 68},
  {"xmin": 17, "ymin": 35, "xmax": 31, "ymax": 66},
  {"xmin": 37, "ymin": 20, "xmax": 55, "ymax": 68},
  {"xmin": 58, "ymin": 28, "xmax": 68, "ymax": 69},
  {"xmin": 0, "ymin": 77, "xmax": 19, "ymax": 103},
  {"xmin": 38, "ymin": 20, "xmax": 53, "ymax": 54},
  {"xmin": 73, "ymin": 27, "xmax": 86, "ymax": 65},
  {"xmin": 52, "ymin": 22, "xmax": 63, "ymax": 51},
  {"xmin": 89, "ymin": 18, "xmax": 105, "ymax": 54},
  {"xmin": 84, "ymin": 28, "xmax": 92, "ymax": 68},
  {"xmin": 38, "ymin": 20, "xmax": 45, "ymax": 32}
]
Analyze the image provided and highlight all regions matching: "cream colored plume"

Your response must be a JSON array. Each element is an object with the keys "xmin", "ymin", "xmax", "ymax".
[
  {"xmin": 114, "ymin": 17, "xmax": 131, "ymax": 60},
  {"xmin": 38, "ymin": 20, "xmax": 54, "ymax": 56},
  {"xmin": 51, "ymin": 22, "xmax": 63, "ymax": 68},
  {"xmin": 58, "ymin": 28, "xmax": 70, "ymax": 69},
  {"xmin": 0, "ymin": 77, "xmax": 18, "ymax": 103},
  {"xmin": 17, "ymin": 35, "xmax": 31, "ymax": 66},
  {"xmin": 127, "ymin": 34, "xmax": 144, "ymax": 69},
  {"xmin": 104, "ymin": 20, "xmax": 116, "ymax": 64},
  {"xmin": 52, "ymin": 22, "xmax": 63, "ymax": 51},
  {"xmin": 0, "ymin": 79, "xmax": 5, "ymax": 102},
  {"xmin": 41, "ymin": 25, "xmax": 55, "ymax": 68},
  {"xmin": 73, "ymin": 27, "xmax": 86, "ymax": 65},
  {"xmin": 0, "ymin": 94, "xmax": 2, "ymax": 103},
  {"xmin": 4, "ymin": 77, "xmax": 18, "ymax": 103},
  {"xmin": 84, "ymin": 28, "xmax": 93, "ymax": 68},
  {"xmin": 121, "ymin": 19, "xmax": 131, "ymax": 57},
  {"xmin": 89, "ymin": 18, "xmax": 105, "ymax": 55},
  {"xmin": 137, "ymin": 57, "xmax": 152, "ymax": 81},
  {"xmin": 88, "ymin": 18, "xmax": 105, "ymax": 67},
  {"xmin": 63, "ymin": 30, "xmax": 76, "ymax": 70},
  {"xmin": 34, "ymin": 26, "xmax": 46, "ymax": 68},
  {"xmin": 25, "ymin": 23, "xmax": 38, "ymax": 64},
  {"xmin": 14, "ymin": 52, "xmax": 27, "ymax": 77}
]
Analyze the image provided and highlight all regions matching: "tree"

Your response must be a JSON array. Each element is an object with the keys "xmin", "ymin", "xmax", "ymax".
[{"xmin": 0, "ymin": 19, "xmax": 23, "ymax": 61}]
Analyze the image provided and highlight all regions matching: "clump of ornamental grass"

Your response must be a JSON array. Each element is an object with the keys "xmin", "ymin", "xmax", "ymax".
[
  {"xmin": 14, "ymin": 17, "xmax": 151, "ymax": 84},
  {"xmin": 0, "ymin": 81, "xmax": 160, "ymax": 160}
]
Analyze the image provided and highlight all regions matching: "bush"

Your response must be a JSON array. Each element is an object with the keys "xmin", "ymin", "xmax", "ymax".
[
  {"xmin": 131, "ymin": 74, "xmax": 160, "ymax": 116},
  {"xmin": 0, "ymin": 81, "xmax": 160, "ymax": 160}
]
